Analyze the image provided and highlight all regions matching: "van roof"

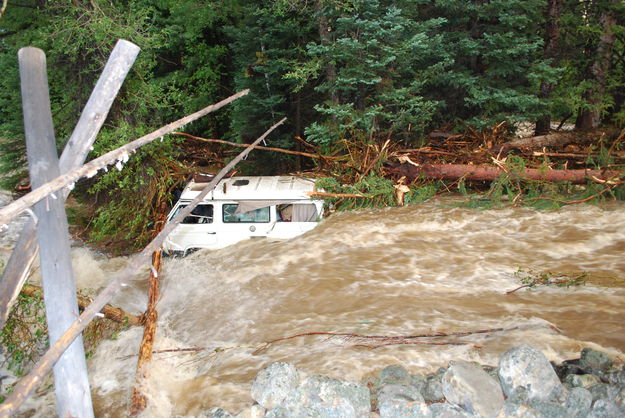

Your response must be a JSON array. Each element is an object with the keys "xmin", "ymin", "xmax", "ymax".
[{"xmin": 179, "ymin": 175, "xmax": 317, "ymax": 201}]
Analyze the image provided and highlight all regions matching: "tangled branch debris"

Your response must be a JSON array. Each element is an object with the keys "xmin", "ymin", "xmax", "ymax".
[
  {"xmin": 117, "ymin": 324, "xmax": 560, "ymax": 362},
  {"xmin": 507, "ymin": 269, "xmax": 588, "ymax": 294}
]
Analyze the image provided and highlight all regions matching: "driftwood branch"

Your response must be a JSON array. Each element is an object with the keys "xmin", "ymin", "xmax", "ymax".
[
  {"xmin": 173, "ymin": 132, "xmax": 343, "ymax": 161},
  {"xmin": 21, "ymin": 285, "xmax": 142, "ymax": 326},
  {"xmin": 493, "ymin": 130, "xmax": 617, "ymax": 154},
  {"xmin": 251, "ymin": 327, "xmax": 536, "ymax": 355},
  {"xmin": 0, "ymin": 89, "xmax": 250, "ymax": 227},
  {"xmin": 306, "ymin": 191, "xmax": 370, "ymax": 199},
  {"xmin": 0, "ymin": 117, "xmax": 284, "ymax": 416}
]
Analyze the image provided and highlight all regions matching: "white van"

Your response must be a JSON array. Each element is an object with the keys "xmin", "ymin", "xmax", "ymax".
[{"xmin": 162, "ymin": 176, "xmax": 324, "ymax": 254}]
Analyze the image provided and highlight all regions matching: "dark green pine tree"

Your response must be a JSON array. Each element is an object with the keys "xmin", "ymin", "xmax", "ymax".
[
  {"xmin": 227, "ymin": 1, "xmax": 321, "ymax": 173},
  {"xmin": 428, "ymin": 0, "xmax": 553, "ymax": 131},
  {"xmin": 303, "ymin": 0, "xmax": 448, "ymax": 149}
]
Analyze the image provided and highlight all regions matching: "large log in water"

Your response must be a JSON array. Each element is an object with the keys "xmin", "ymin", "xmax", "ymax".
[{"xmin": 385, "ymin": 162, "xmax": 622, "ymax": 184}]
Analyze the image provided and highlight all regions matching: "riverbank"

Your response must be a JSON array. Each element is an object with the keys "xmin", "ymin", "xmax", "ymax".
[{"xmin": 207, "ymin": 345, "xmax": 624, "ymax": 417}]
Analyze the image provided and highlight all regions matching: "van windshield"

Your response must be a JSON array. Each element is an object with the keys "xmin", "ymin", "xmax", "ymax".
[{"xmin": 172, "ymin": 204, "xmax": 213, "ymax": 224}]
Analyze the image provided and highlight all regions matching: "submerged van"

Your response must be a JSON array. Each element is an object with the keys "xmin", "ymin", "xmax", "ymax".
[{"xmin": 162, "ymin": 175, "xmax": 324, "ymax": 254}]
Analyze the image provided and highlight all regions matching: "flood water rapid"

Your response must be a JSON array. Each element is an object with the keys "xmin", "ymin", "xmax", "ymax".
[{"xmin": 8, "ymin": 198, "xmax": 625, "ymax": 416}]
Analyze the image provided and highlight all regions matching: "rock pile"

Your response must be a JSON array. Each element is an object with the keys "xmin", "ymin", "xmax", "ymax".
[{"xmin": 206, "ymin": 344, "xmax": 625, "ymax": 417}]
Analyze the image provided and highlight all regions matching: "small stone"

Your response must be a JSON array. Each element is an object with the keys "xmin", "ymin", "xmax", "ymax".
[
  {"xmin": 442, "ymin": 361, "xmax": 504, "ymax": 418},
  {"xmin": 264, "ymin": 406, "xmax": 290, "ymax": 418},
  {"xmin": 603, "ymin": 371, "xmax": 625, "ymax": 386},
  {"xmin": 507, "ymin": 387, "xmax": 530, "ymax": 405},
  {"xmin": 378, "ymin": 384, "xmax": 424, "ymax": 404},
  {"xmin": 377, "ymin": 384, "xmax": 429, "ymax": 418},
  {"xmin": 208, "ymin": 408, "xmax": 234, "ymax": 418},
  {"xmin": 614, "ymin": 385, "xmax": 625, "ymax": 409},
  {"xmin": 429, "ymin": 402, "xmax": 474, "ymax": 417},
  {"xmin": 410, "ymin": 374, "xmax": 428, "ymax": 394},
  {"xmin": 564, "ymin": 373, "xmax": 601, "ymax": 388},
  {"xmin": 525, "ymin": 400, "xmax": 568, "ymax": 418},
  {"xmin": 423, "ymin": 369, "xmax": 446, "ymax": 402},
  {"xmin": 588, "ymin": 383, "xmax": 620, "ymax": 403},
  {"xmin": 565, "ymin": 387, "xmax": 592, "ymax": 418},
  {"xmin": 378, "ymin": 399, "xmax": 431, "ymax": 418},
  {"xmin": 497, "ymin": 402, "xmax": 540, "ymax": 418},
  {"xmin": 579, "ymin": 348, "xmax": 613, "ymax": 373},
  {"xmin": 589, "ymin": 399, "xmax": 622, "ymax": 418},
  {"xmin": 498, "ymin": 345, "xmax": 564, "ymax": 402},
  {"xmin": 250, "ymin": 362, "xmax": 300, "ymax": 409},
  {"xmin": 235, "ymin": 404, "xmax": 265, "ymax": 418},
  {"xmin": 379, "ymin": 365, "xmax": 412, "ymax": 386}
]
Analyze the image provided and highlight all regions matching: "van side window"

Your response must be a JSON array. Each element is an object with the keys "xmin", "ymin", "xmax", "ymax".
[
  {"xmin": 223, "ymin": 204, "xmax": 270, "ymax": 223},
  {"xmin": 173, "ymin": 204, "xmax": 213, "ymax": 224},
  {"xmin": 292, "ymin": 204, "xmax": 318, "ymax": 222}
]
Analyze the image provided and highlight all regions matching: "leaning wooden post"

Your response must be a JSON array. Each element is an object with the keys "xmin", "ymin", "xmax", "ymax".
[
  {"xmin": 18, "ymin": 47, "xmax": 94, "ymax": 418},
  {"xmin": 130, "ymin": 249, "xmax": 162, "ymax": 415},
  {"xmin": 0, "ymin": 39, "xmax": 140, "ymax": 329},
  {"xmin": 0, "ymin": 116, "xmax": 282, "ymax": 416}
]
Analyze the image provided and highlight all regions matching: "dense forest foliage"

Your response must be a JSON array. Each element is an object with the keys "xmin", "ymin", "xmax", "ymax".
[{"xmin": 1, "ymin": 0, "xmax": 624, "ymax": 250}]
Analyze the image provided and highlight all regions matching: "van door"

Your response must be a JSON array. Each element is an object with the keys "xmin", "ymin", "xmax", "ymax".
[
  {"xmin": 219, "ymin": 203, "xmax": 274, "ymax": 247},
  {"xmin": 164, "ymin": 203, "xmax": 217, "ymax": 252}
]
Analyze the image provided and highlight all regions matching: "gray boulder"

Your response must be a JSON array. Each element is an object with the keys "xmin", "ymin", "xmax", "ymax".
[
  {"xmin": 442, "ymin": 361, "xmax": 504, "ymax": 418},
  {"xmin": 250, "ymin": 362, "xmax": 300, "ymax": 409},
  {"xmin": 377, "ymin": 384, "xmax": 430, "ymax": 418},
  {"xmin": 565, "ymin": 387, "xmax": 593, "ymax": 418},
  {"xmin": 579, "ymin": 348, "xmax": 613, "ymax": 373},
  {"xmin": 564, "ymin": 373, "xmax": 601, "ymax": 388},
  {"xmin": 498, "ymin": 345, "xmax": 564, "ymax": 402},
  {"xmin": 281, "ymin": 375, "xmax": 370, "ymax": 418}
]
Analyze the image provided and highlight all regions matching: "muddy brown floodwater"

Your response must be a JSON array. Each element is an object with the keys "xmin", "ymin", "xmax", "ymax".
[{"xmin": 10, "ymin": 197, "xmax": 625, "ymax": 417}]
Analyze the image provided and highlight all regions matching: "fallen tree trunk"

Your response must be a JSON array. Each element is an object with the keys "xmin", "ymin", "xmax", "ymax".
[
  {"xmin": 385, "ymin": 162, "xmax": 622, "ymax": 184},
  {"xmin": 493, "ymin": 130, "xmax": 616, "ymax": 154},
  {"xmin": 21, "ymin": 285, "xmax": 142, "ymax": 326}
]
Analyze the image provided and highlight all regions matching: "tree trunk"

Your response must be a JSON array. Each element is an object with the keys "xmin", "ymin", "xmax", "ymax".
[
  {"xmin": 576, "ymin": 3, "xmax": 617, "ymax": 130},
  {"xmin": 316, "ymin": 1, "xmax": 338, "ymax": 105},
  {"xmin": 385, "ymin": 162, "xmax": 621, "ymax": 184},
  {"xmin": 535, "ymin": 0, "xmax": 563, "ymax": 136}
]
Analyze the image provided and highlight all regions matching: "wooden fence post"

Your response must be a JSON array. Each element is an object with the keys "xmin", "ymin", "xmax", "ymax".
[
  {"xmin": 18, "ymin": 47, "xmax": 94, "ymax": 418},
  {"xmin": 0, "ymin": 39, "xmax": 140, "ymax": 329},
  {"xmin": 0, "ymin": 116, "xmax": 283, "ymax": 416}
]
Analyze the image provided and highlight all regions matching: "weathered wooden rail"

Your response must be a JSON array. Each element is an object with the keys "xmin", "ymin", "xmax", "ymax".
[
  {"xmin": 0, "ymin": 40, "xmax": 273, "ymax": 416},
  {"xmin": 0, "ymin": 39, "xmax": 140, "ymax": 330}
]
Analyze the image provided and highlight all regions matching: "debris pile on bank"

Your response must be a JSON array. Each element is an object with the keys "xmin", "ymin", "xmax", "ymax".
[{"xmin": 206, "ymin": 345, "xmax": 625, "ymax": 417}]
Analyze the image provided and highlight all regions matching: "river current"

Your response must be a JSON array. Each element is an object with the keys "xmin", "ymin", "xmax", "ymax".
[{"xmin": 5, "ymin": 197, "xmax": 625, "ymax": 416}]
